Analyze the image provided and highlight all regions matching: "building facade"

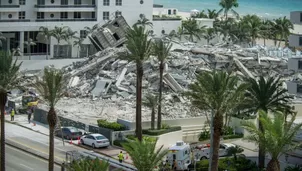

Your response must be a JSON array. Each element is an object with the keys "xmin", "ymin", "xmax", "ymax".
[
  {"xmin": 289, "ymin": 11, "xmax": 302, "ymax": 48},
  {"xmin": 0, "ymin": 0, "xmax": 153, "ymax": 59}
]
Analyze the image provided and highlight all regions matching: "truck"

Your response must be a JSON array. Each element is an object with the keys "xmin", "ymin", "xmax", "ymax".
[
  {"xmin": 193, "ymin": 143, "xmax": 236, "ymax": 160},
  {"xmin": 166, "ymin": 141, "xmax": 192, "ymax": 171}
]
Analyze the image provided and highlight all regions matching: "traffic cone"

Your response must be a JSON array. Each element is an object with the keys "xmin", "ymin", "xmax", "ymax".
[
  {"xmin": 69, "ymin": 138, "xmax": 73, "ymax": 144},
  {"xmin": 33, "ymin": 122, "xmax": 36, "ymax": 126},
  {"xmin": 77, "ymin": 137, "xmax": 81, "ymax": 145}
]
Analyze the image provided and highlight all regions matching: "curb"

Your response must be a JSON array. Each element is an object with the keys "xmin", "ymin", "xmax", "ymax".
[
  {"xmin": 5, "ymin": 139, "xmax": 63, "ymax": 166},
  {"xmin": 5, "ymin": 120, "xmax": 49, "ymax": 137}
]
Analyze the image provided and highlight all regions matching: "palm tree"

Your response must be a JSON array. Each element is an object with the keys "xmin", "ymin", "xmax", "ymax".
[
  {"xmin": 227, "ymin": 145, "xmax": 244, "ymax": 161},
  {"xmin": 51, "ymin": 26, "xmax": 68, "ymax": 58},
  {"xmin": 274, "ymin": 17, "xmax": 293, "ymax": 47},
  {"xmin": 194, "ymin": 10, "xmax": 208, "ymax": 18},
  {"xmin": 241, "ymin": 15, "xmax": 262, "ymax": 46},
  {"xmin": 84, "ymin": 24, "xmax": 99, "ymax": 34},
  {"xmin": 142, "ymin": 93, "xmax": 158, "ymax": 130},
  {"xmin": 120, "ymin": 25, "xmax": 153, "ymax": 141},
  {"xmin": 67, "ymin": 157, "xmax": 110, "ymax": 171},
  {"xmin": 207, "ymin": 9, "xmax": 218, "ymax": 19},
  {"xmin": 203, "ymin": 28, "xmax": 216, "ymax": 45},
  {"xmin": 73, "ymin": 37, "xmax": 84, "ymax": 58},
  {"xmin": 218, "ymin": 0, "xmax": 239, "ymax": 20},
  {"xmin": 152, "ymin": 39, "xmax": 172, "ymax": 130},
  {"xmin": 24, "ymin": 38, "xmax": 36, "ymax": 60},
  {"xmin": 242, "ymin": 76, "xmax": 293, "ymax": 169},
  {"xmin": 0, "ymin": 32, "xmax": 6, "ymax": 48},
  {"xmin": 37, "ymin": 26, "xmax": 52, "ymax": 60},
  {"xmin": 11, "ymin": 47, "xmax": 22, "ymax": 57},
  {"xmin": 0, "ymin": 51, "xmax": 22, "ymax": 171},
  {"xmin": 260, "ymin": 20, "xmax": 274, "ymax": 46},
  {"xmin": 182, "ymin": 18, "xmax": 206, "ymax": 42},
  {"xmin": 133, "ymin": 16, "xmax": 153, "ymax": 28},
  {"xmin": 185, "ymin": 71, "xmax": 246, "ymax": 171},
  {"xmin": 241, "ymin": 110, "xmax": 302, "ymax": 171},
  {"xmin": 122, "ymin": 138, "xmax": 168, "ymax": 171},
  {"xmin": 33, "ymin": 68, "xmax": 65, "ymax": 171}
]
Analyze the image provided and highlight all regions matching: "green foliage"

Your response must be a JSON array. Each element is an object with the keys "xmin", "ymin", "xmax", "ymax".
[
  {"xmin": 161, "ymin": 123, "xmax": 170, "ymax": 129},
  {"xmin": 97, "ymin": 119, "xmax": 126, "ymax": 131},
  {"xmin": 67, "ymin": 157, "xmax": 110, "ymax": 171},
  {"xmin": 285, "ymin": 165, "xmax": 302, "ymax": 171},
  {"xmin": 181, "ymin": 18, "xmax": 207, "ymax": 42},
  {"xmin": 198, "ymin": 127, "xmax": 210, "ymax": 141},
  {"xmin": 126, "ymin": 135, "xmax": 157, "ymax": 142},
  {"xmin": 142, "ymin": 126, "xmax": 181, "ymax": 136},
  {"xmin": 223, "ymin": 133, "xmax": 244, "ymax": 140},
  {"xmin": 113, "ymin": 140, "xmax": 127, "ymax": 147},
  {"xmin": 222, "ymin": 126, "xmax": 234, "ymax": 135}
]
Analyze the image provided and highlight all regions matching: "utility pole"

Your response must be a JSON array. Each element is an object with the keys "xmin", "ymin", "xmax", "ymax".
[{"xmin": 208, "ymin": 110, "xmax": 214, "ymax": 171}]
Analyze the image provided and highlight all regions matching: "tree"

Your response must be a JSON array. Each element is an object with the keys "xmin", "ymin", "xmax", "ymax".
[
  {"xmin": 120, "ymin": 25, "xmax": 153, "ymax": 141},
  {"xmin": 84, "ymin": 24, "xmax": 99, "ymax": 34},
  {"xmin": 242, "ymin": 76, "xmax": 293, "ymax": 169},
  {"xmin": 260, "ymin": 20, "xmax": 274, "ymax": 46},
  {"xmin": 194, "ymin": 10, "xmax": 208, "ymax": 18},
  {"xmin": 0, "ymin": 32, "xmax": 6, "ymax": 48},
  {"xmin": 73, "ymin": 37, "xmax": 84, "ymax": 58},
  {"xmin": 33, "ymin": 68, "xmax": 65, "ymax": 171},
  {"xmin": 67, "ymin": 157, "xmax": 110, "ymax": 171},
  {"xmin": 152, "ymin": 39, "xmax": 172, "ymax": 129},
  {"xmin": 241, "ymin": 110, "xmax": 302, "ymax": 171},
  {"xmin": 0, "ymin": 51, "xmax": 22, "ymax": 171},
  {"xmin": 218, "ymin": 0, "xmax": 239, "ymax": 20},
  {"xmin": 142, "ymin": 93, "xmax": 158, "ymax": 130},
  {"xmin": 241, "ymin": 15, "xmax": 262, "ymax": 46},
  {"xmin": 37, "ymin": 26, "xmax": 52, "ymax": 60},
  {"xmin": 185, "ymin": 71, "xmax": 246, "ymax": 171},
  {"xmin": 227, "ymin": 145, "xmax": 244, "ymax": 161},
  {"xmin": 51, "ymin": 26, "xmax": 68, "ymax": 58},
  {"xmin": 122, "ymin": 138, "xmax": 168, "ymax": 171},
  {"xmin": 207, "ymin": 9, "xmax": 218, "ymax": 19},
  {"xmin": 274, "ymin": 17, "xmax": 293, "ymax": 47},
  {"xmin": 24, "ymin": 38, "xmax": 36, "ymax": 60},
  {"xmin": 133, "ymin": 16, "xmax": 153, "ymax": 28},
  {"xmin": 182, "ymin": 18, "xmax": 206, "ymax": 42},
  {"xmin": 203, "ymin": 28, "xmax": 216, "ymax": 45},
  {"xmin": 11, "ymin": 47, "xmax": 22, "ymax": 57}
]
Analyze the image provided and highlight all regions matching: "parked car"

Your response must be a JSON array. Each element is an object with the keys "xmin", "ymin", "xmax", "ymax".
[
  {"xmin": 55, "ymin": 127, "xmax": 83, "ymax": 140},
  {"xmin": 80, "ymin": 133, "xmax": 110, "ymax": 148}
]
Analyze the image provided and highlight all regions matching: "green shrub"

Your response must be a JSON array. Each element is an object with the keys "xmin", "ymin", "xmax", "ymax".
[
  {"xmin": 97, "ymin": 119, "xmax": 126, "ymax": 131},
  {"xmin": 199, "ymin": 129, "xmax": 210, "ymax": 141},
  {"xmin": 142, "ymin": 126, "xmax": 181, "ymax": 136},
  {"xmin": 161, "ymin": 123, "xmax": 170, "ymax": 129},
  {"xmin": 223, "ymin": 133, "xmax": 244, "ymax": 140},
  {"xmin": 222, "ymin": 126, "xmax": 234, "ymax": 135},
  {"xmin": 285, "ymin": 165, "xmax": 302, "ymax": 171},
  {"xmin": 126, "ymin": 135, "xmax": 157, "ymax": 142},
  {"xmin": 113, "ymin": 140, "xmax": 127, "ymax": 147}
]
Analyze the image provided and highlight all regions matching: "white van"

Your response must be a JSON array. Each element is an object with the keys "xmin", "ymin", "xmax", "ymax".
[{"xmin": 166, "ymin": 141, "xmax": 192, "ymax": 170}]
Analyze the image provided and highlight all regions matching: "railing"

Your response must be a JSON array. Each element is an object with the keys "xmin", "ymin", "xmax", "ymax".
[
  {"xmin": 34, "ymin": 4, "xmax": 96, "ymax": 8},
  {"xmin": 0, "ymin": 19, "xmax": 30, "ymax": 22},
  {"xmin": 35, "ymin": 18, "xmax": 97, "ymax": 22},
  {"xmin": 0, "ymin": 5, "xmax": 20, "ymax": 8}
]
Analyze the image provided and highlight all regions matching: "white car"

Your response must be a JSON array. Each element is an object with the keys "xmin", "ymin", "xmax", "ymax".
[
  {"xmin": 80, "ymin": 133, "xmax": 110, "ymax": 148},
  {"xmin": 194, "ymin": 143, "xmax": 236, "ymax": 160}
]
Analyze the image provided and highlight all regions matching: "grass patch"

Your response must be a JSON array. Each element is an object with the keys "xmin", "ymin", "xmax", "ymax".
[{"xmin": 142, "ymin": 126, "xmax": 182, "ymax": 136}]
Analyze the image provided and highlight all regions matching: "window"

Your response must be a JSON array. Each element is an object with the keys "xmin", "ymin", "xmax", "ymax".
[
  {"xmin": 50, "ymin": 13, "xmax": 54, "ymax": 18},
  {"xmin": 19, "ymin": 0, "xmax": 26, "ymax": 5},
  {"xmin": 115, "ymin": 11, "xmax": 122, "ymax": 17},
  {"xmin": 37, "ymin": 12, "xmax": 44, "ymax": 19},
  {"xmin": 116, "ymin": 0, "xmax": 122, "ymax": 6},
  {"xmin": 300, "ymin": 37, "xmax": 302, "ymax": 46},
  {"xmin": 168, "ymin": 9, "xmax": 171, "ymax": 15},
  {"xmin": 91, "ymin": 12, "xmax": 95, "ymax": 18},
  {"xmin": 74, "ymin": 12, "xmax": 81, "ymax": 18},
  {"xmin": 80, "ymin": 30, "xmax": 87, "ymax": 38},
  {"xmin": 300, "ymin": 13, "xmax": 302, "ymax": 22},
  {"xmin": 92, "ymin": 0, "xmax": 95, "ymax": 5},
  {"xmin": 173, "ymin": 9, "xmax": 177, "ymax": 15},
  {"xmin": 299, "ymin": 60, "xmax": 302, "ymax": 69},
  {"xmin": 19, "ymin": 11, "xmax": 25, "ymax": 19},
  {"xmin": 103, "ymin": 0, "xmax": 110, "ymax": 6},
  {"xmin": 61, "ymin": 0, "xmax": 68, "ymax": 5},
  {"xmin": 8, "ymin": 0, "xmax": 12, "ymax": 4},
  {"xmin": 8, "ymin": 14, "xmax": 12, "ymax": 18},
  {"xmin": 60, "ymin": 12, "xmax": 68, "ymax": 19},
  {"xmin": 297, "ymin": 84, "xmax": 302, "ymax": 93},
  {"xmin": 37, "ymin": 0, "xmax": 45, "ymax": 5},
  {"xmin": 74, "ymin": 0, "xmax": 81, "ymax": 5},
  {"xmin": 103, "ymin": 11, "xmax": 109, "ymax": 20}
]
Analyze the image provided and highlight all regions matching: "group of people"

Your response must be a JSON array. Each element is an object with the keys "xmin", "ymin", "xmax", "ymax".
[
  {"xmin": 161, "ymin": 160, "xmax": 178, "ymax": 171},
  {"xmin": 9, "ymin": 106, "xmax": 34, "ymax": 123}
]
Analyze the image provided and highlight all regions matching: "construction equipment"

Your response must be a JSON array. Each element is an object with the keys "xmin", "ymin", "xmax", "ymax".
[{"xmin": 18, "ymin": 95, "xmax": 39, "ymax": 114}]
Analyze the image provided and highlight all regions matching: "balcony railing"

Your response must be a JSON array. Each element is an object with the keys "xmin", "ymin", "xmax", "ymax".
[
  {"xmin": 0, "ymin": 5, "xmax": 20, "ymax": 8},
  {"xmin": 34, "ymin": 4, "xmax": 96, "ymax": 8},
  {"xmin": 0, "ymin": 19, "xmax": 30, "ymax": 22},
  {"xmin": 35, "ymin": 18, "xmax": 97, "ymax": 22}
]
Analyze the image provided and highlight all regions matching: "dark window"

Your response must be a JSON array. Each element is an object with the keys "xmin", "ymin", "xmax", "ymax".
[
  {"xmin": 37, "ymin": 12, "xmax": 44, "ymax": 19},
  {"xmin": 116, "ymin": 0, "xmax": 122, "ymax": 6},
  {"xmin": 19, "ymin": 11, "xmax": 25, "ymax": 19},
  {"xmin": 173, "ymin": 9, "xmax": 177, "ymax": 15},
  {"xmin": 113, "ymin": 33, "xmax": 120, "ymax": 41},
  {"xmin": 8, "ymin": 0, "xmax": 12, "ymax": 4},
  {"xmin": 300, "ymin": 37, "xmax": 302, "ymax": 46},
  {"xmin": 103, "ymin": 0, "xmax": 109, "ymax": 6},
  {"xmin": 19, "ymin": 0, "xmax": 26, "ymax": 5},
  {"xmin": 74, "ymin": 0, "xmax": 81, "ymax": 5},
  {"xmin": 168, "ymin": 9, "xmax": 171, "ymax": 15},
  {"xmin": 92, "ymin": 0, "xmax": 95, "ymax": 5},
  {"xmin": 80, "ymin": 30, "xmax": 87, "ymax": 38},
  {"xmin": 297, "ymin": 84, "xmax": 302, "ymax": 93},
  {"xmin": 24, "ymin": 31, "xmax": 48, "ymax": 55},
  {"xmin": 61, "ymin": 0, "xmax": 68, "ymax": 5},
  {"xmin": 37, "ymin": 0, "xmax": 45, "ymax": 5},
  {"xmin": 74, "ymin": 12, "xmax": 81, "ymax": 18},
  {"xmin": 115, "ymin": 11, "xmax": 121, "ymax": 18},
  {"xmin": 103, "ymin": 11, "xmax": 109, "ymax": 20},
  {"xmin": 299, "ymin": 61, "xmax": 302, "ymax": 69},
  {"xmin": 50, "ymin": 13, "xmax": 54, "ymax": 18},
  {"xmin": 8, "ymin": 14, "xmax": 12, "ymax": 18},
  {"xmin": 60, "ymin": 12, "xmax": 68, "ymax": 19},
  {"xmin": 300, "ymin": 13, "xmax": 302, "ymax": 22},
  {"xmin": 51, "ymin": 0, "xmax": 54, "ymax": 3},
  {"xmin": 91, "ymin": 12, "xmax": 95, "ymax": 18}
]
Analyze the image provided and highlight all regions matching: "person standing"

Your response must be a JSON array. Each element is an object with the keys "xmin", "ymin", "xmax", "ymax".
[
  {"xmin": 118, "ymin": 151, "xmax": 124, "ymax": 163},
  {"xmin": 172, "ymin": 160, "xmax": 177, "ymax": 171},
  {"xmin": 10, "ymin": 108, "xmax": 15, "ymax": 121}
]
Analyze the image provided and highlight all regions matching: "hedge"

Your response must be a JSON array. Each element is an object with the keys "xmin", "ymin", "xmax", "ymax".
[
  {"xmin": 97, "ymin": 119, "xmax": 126, "ymax": 131},
  {"xmin": 142, "ymin": 126, "xmax": 181, "ymax": 136},
  {"xmin": 223, "ymin": 133, "xmax": 244, "ymax": 140},
  {"xmin": 113, "ymin": 140, "xmax": 128, "ymax": 147}
]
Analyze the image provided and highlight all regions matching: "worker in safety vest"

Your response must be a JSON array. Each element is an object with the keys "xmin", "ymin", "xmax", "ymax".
[
  {"xmin": 118, "ymin": 151, "xmax": 124, "ymax": 163},
  {"xmin": 10, "ymin": 109, "xmax": 15, "ymax": 121}
]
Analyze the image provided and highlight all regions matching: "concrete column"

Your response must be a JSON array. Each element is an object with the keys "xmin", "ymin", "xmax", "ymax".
[
  {"xmin": 20, "ymin": 31, "xmax": 24, "ymax": 57},
  {"xmin": 6, "ymin": 38, "xmax": 10, "ymax": 52}
]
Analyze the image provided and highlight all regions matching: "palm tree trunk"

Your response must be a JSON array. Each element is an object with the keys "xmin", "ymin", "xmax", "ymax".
[
  {"xmin": 258, "ymin": 120, "xmax": 265, "ymax": 169},
  {"xmin": 210, "ymin": 113, "xmax": 223, "ymax": 171},
  {"xmin": 136, "ymin": 62, "xmax": 143, "ymax": 141},
  {"xmin": 47, "ymin": 107, "xmax": 57, "ymax": 171},
  {"xmin": 151, "ymin": 108, "xmax": 155, "ymax": 130},
  {"xmin": 0, "ymin": 92, "xmax": 7, "ymax": 171},
  {"xmin": 266, "ymin": 158, "xmax": 280, "ymax": 171},
  {"xmin": 157, "ymin": 61, "xmax": 164, "ymax": 130},
  {"xmin": 46, "ymin": 41, "xmax": 49, "ymax": 60}
]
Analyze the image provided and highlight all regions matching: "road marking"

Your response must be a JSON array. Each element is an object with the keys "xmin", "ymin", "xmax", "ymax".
[{"xmin": 19, "ymin": 164, "xmax": 33, "ymax": 170}]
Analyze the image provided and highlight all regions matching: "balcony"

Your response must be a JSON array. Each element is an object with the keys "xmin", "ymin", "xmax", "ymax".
[
  {"xmin": 34, "ymin": 4, "xmax": 96, "ymax": 12},
  {"xmin": 0, "ymin": 5, "xmax": 20, "ymax": 12},
  {"xmin": 35, "ymin": 18, "xmax": 97, "ymax": 22},
  {"xmin": 0, "ymin": 19, "xmax": 30, "ymax": 22}
]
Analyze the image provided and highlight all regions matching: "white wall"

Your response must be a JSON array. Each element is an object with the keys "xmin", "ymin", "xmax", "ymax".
[
  {"xmin": 289, "ymin": 34, "xmax": 301, "ymax": 48},
  {"xmin": 195, "ymin": 18, "xmax": 215, "ymax": 28},
  {"xmin": 288, "ymin": 58, "xmax": 300, "ymax": 71},
  {"xmin": 156, "ymin": 130, "xmax": 183, "ymax": 149},
  {"xmin": 153, "ymin": 8, "xmax": 178, "ymax": 16},
  {"xmin": 290, "ymin": 11, "xmax": 302, "ymax": 24},
  {"xmin": 287, "ymin": 81, "xmax": 298, "ymax": 94},
  {"xmin": 152, "ymin": 19, "xmax": 182, "ymax": 36}
]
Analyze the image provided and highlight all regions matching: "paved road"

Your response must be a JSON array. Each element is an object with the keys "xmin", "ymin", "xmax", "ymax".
[{"xmin": 6, "ymin": 145, "xmax": 61, "ymax": 171}]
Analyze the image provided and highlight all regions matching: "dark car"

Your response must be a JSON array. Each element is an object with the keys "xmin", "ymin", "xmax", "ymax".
[{"xmin": 55, "ymin": 127, "xmax": 82, "ymax": 140}]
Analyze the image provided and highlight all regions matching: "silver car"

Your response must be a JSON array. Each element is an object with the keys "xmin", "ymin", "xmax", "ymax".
[{"xmin": 80, "ymin": 133, "xmax": 110, "ymax": 148}]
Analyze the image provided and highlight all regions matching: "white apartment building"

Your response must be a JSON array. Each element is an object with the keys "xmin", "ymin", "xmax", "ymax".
[
  {"xmin": 0, "ymin": 0, "xmax": 153, "ymax": 59},
  {"xmin": 289, "ymin": 11, "xmax": 302, "ymax": 48}
]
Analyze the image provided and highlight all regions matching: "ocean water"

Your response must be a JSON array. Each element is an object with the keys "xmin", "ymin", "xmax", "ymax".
[{"xmin": 154, "ymin": 0, "xmax": 302, "ymax": 19}]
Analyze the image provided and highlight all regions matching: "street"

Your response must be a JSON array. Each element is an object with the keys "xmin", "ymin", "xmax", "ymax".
[{"xmin": 6, "ymin": 145, "xmax": 61, "ymax": 171}]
